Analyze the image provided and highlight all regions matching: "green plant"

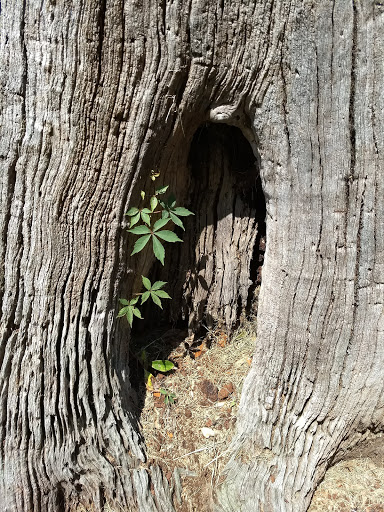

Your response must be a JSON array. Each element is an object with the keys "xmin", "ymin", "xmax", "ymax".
[
  {"xmin": 159, "ymin": 388, "xmax": 176, "ymax": 406},
  {"xmin": 151, "ymin": 359, "xmax": 175, "ymax": 372},
  {"xmin": 118, "ymin": 171, "xmax": 193, "ymax": 327},
  {"xmin": 139, "ymin": 350, "xmax": 175, "ymax": 390}
]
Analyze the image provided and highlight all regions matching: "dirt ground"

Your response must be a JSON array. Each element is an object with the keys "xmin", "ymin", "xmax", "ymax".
[
  {"xmin": 137, "ymin": 321, "xmax": 254, "ymax": 511},
  {"xmin": 136, "ymin": 319, "xmax": 384, "ymax": 512}
]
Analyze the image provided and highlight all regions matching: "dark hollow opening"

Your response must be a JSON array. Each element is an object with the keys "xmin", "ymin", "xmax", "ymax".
[
  {"xmin": 127, "ymin": 122, "xmax": 266, "ymax": 411},
  {"xmin": 132, "ymin": 122, "xmax": 267, "ymax": 337},
  {"xmin": 136, "ymin": 122, "xmax": 267, "ymax": 336},
  {"xmin": 178, "ymin": 122, "xmax": 266, "ymax": 332}
]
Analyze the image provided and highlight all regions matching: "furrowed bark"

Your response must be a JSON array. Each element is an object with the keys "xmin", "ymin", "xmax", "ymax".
[
  {"xmin": 0, "ymin": 1, "xmax": 383, "ymax": 511},
  {"xmin": 216, "ymin": 1, "xmax": 384, "ymax": 510}
]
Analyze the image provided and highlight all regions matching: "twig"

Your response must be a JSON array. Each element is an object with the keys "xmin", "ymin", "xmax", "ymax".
[
  {"xmin": 172, "ymin": 444, "xmax": 215, "ymax": 461},
  {"xmin": 204, "ymin": 447, "xmax": 230, "ymax": 468}
]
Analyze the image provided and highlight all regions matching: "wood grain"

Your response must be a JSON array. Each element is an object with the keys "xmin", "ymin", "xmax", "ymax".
[{"xmin": 0, "ymin": 1, "xmax": 383, "ymax": 511}]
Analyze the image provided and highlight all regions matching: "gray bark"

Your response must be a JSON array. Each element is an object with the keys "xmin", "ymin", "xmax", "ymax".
[{"xmin": 0, "ymin": 1, "xmax": 383, "ymax": 511}]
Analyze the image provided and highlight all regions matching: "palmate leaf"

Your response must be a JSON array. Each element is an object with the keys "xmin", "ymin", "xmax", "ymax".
[
  {"xmin": 117, "ymin": 297, "xmax": 143, "ymax": 326},
  {"xmin": 129, "ymin": 220, "xmax": 182, "ymax": 261},
  {"xmin": 139, "ymin": 278, "xmax": 171, "ymax": 306},
  {"xmin": 160, "ymin": 195, "xmax": 194, "ymax": 230},
  {"xmin": 149, "ymin": 288, "xmax": 172, "ymax": 308}
]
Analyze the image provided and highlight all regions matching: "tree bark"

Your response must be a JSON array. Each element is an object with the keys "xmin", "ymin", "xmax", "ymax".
[
  {"xmin": 0, "ymin": 1, "xmax": 383, "ymax": 511},
  {"xmin": 215, "ymin": 2, "xmax": 384, "ymax": 511}
]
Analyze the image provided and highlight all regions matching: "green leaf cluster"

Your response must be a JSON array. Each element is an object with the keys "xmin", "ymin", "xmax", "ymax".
[
  {"xmin": 117, "ymin": 298, "xmax": 143, "ymax": 327},
  {"xmin": 118, "ymin": 173, "xmax": 193, "ymax": 328},
  {"xmin": 160, "ymin": 388, "xmax": 176, "ymax": 406}
]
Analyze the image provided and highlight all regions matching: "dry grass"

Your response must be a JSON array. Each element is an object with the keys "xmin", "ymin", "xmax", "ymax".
[
  {"xmin": 309, "ymin": 458, "xmax": 384, "ymax": 512},
  {"xmin": 138, "ymin": 320, "xmax": 384, "ymax": 512}
]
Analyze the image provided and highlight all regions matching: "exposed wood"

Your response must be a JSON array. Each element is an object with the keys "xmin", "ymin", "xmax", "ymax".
[
  {"xmin": 215, "ymin": 2, "xmax": 384, "ymax": 511},
  {"xmin": 157, "ymin": 123, "xmax": 263, "ymax": 333},
  {"xmin": 0, "ymin": 0, "xmax": 383, "ymax": 511}
]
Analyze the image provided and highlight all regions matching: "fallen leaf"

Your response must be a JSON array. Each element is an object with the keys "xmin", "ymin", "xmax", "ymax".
[
  {"xmin": 193, "ymin": 343, "xmax": 204, "ymax": 358},
  {"xmin": 145, "ymin": 371, "xmax": 154, "ymax": 390},
  {"xmin": 218, "ymin": 382, "xmax": 234, "ymax": 400},
  {"xmin": 199, "ymin": 379, "xmax": 218, "ymax": 402},
  {"xmin": 217, "ymin": 331, "xmax": 227, "ymax": 347},
  {"xmin": 153, "ymin": 391, "xmax": 161, "ymax": 398},
  {"xmin": 167, "ymin": 432, "xmax": 173, "ymax": 439}
]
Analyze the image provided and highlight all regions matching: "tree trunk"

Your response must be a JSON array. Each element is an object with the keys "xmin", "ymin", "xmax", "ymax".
[
  {"xmin": 215, "ymin": 2, "xmax": 384, "ymax": 511},
  {"xmin": 1, "ymin": 1, "xmax": 383, "ymax": 511}
]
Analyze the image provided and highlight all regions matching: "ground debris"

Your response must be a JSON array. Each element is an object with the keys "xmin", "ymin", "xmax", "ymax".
[
  {"xmin": 138, "ymin": 322, "xmax": 257, "ymax": 510},
  {"xmin": 218, "ymin": 382, "xmax": 234, "ymax": 400}
]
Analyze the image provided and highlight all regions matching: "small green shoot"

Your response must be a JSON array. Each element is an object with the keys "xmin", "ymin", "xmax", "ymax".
[{"xmin": 160, "ymin": 388, "xmax": 176, "ymax": 406}]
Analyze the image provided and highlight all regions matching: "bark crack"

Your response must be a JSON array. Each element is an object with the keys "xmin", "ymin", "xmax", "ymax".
[{"xmin": 348, "ymin": 0, "xmax": 357, "ymax": 182}]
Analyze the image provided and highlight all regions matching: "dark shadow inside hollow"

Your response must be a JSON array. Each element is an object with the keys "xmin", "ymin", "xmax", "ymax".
[
  {"xmin": 133, "ymin": 122, "xmax": 266, "ymax": 338},
  {"xmin": 127, "ymin": 122, "xmax": 266, "ymax": 419}
]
